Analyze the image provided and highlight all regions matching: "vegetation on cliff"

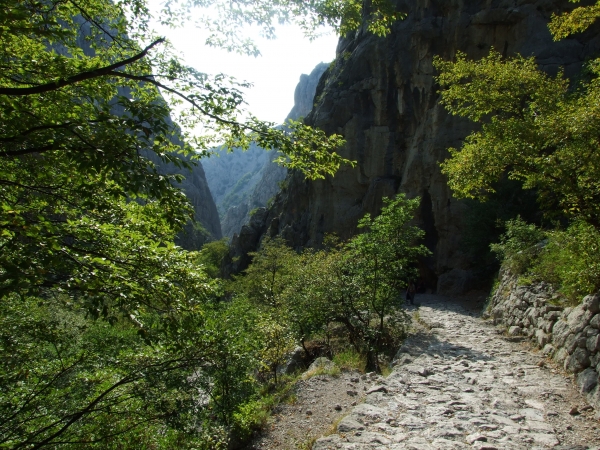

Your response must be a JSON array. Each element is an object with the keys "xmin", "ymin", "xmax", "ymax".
[{"xmin": 436, "ymin": 0, "xmax": 600, "ymax": 302}]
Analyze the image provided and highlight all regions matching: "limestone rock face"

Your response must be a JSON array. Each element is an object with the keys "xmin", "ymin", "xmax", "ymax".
[
  {"xmin": 173, "ymin": 158, "xmax": 223, "ymax": 249},
  {"xmin": 229, "ymin": 0, "xmax": 600, "ymax": 290},
  {"xmin": 142, "ymin": 134, "xmax": 222, "ymax": 249}
]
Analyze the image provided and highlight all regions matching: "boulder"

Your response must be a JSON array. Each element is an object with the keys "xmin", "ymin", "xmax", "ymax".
[
  {"xmin": 564, "ymin": 347, "xmax": 591, "ymax": 373},
  {"xmin": 576, "ymin": 368, "xmax": 599, "ymax": 394},
  {"xmin": 279, "ymin": 346, "xmax": 305, "ymax": 375},
  {"xmin": 587, "ymin": 335, "xmax": 600, "ymax": 353},
  {"xmin": 536, "ymin": 329, "xmax": 551, "ymax": 348},
  {"xmin": 552, "ymin": 320, "xmax": 571, "ymax": 348},
  {"xmin": 307, "ymin": 357, "xmax": 336, "ymax": 373},
  {"xmin": 582, "ymin": 294, "xmax": 600, "ymax": 314},
  {"xmin": 566, "ymin": 307, "xmax": 593, "ymax": 334}
]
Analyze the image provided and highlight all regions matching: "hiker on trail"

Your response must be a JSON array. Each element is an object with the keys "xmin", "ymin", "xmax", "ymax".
[{"xmin": 406, "ymin": 281, "xmax": 416, "ymax": 305}]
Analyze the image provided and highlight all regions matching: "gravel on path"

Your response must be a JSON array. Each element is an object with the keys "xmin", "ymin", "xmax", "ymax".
[
  {"xmin": 313, "ymin": 294, "xmax": 600, "ymax": 449},
  {"xmin": 246, "ymin": 369, "xmax": 373, "ymax": 449}
]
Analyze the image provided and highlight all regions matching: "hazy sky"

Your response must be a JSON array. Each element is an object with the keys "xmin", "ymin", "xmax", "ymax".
[{"xmin": 147, "ymin": 2, "xmax": 339, "ymax": 124}]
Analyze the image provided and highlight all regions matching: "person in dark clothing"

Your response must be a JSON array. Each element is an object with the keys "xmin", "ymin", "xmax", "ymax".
[{"xmin": 406, "ymin": 281, "xmax": 416, "ymax": 305}]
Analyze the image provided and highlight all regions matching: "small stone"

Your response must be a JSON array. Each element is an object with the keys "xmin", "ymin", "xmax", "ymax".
[
  {"xmin": 346, "ymin": 390, "xmax": 358, "ymax": 396},
  {"xmin": 336, "ymin": 416, "xmax": 364, "ymax": 433},
  {"xmin": 537, "ymin": 360, "xmax": 545, "ymax": 367},
  {"xmin": 306, "ymin": 410, "xmax": 313, "ymax": 416},
  {"xmin": 508, "ymin": 326, "xmax": 522, "ymax": 336},
  {"xmin": 569, "ymin": 405, "xmax": 579, "ymax": 415},
  {"xmin": 466, "ymin": 433, "xmax": 487, "ymax": 444},
  {"xmin": 366, "ymin": 385, "xmax": 388, "ymax": 394},
  {"xmin": 351, "ymin": 401, "xmax": 357, "ymax": 406},
  {"xmin": 334, "ymin": 404, "xmax": 342, "ymax": 411},
  {"xmin": 350, "ymin": 377, "xmax": 360, "ymax": 383}
]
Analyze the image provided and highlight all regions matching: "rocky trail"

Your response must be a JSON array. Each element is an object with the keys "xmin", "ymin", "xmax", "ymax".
[{"xmin": 252, "ymin": 295, "xmax": 600, "ymax": 449}]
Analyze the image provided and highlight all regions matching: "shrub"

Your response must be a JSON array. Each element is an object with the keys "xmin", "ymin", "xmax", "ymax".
[
  {"xmin": 332, "ymin": 349, "xmax": 366, "ymax": 372},
  {"xmin": 490, "ymin": 217, "xmax": 545, "ymax": 274},
  {"xmin": 532, "ymin": 221, "xmax": 600, "ymax": 303}
]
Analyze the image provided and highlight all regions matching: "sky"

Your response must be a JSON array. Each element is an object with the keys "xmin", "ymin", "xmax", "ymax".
[{"xmin": 147, "ymin": 2, "xmax": 339, "ymax": 124}]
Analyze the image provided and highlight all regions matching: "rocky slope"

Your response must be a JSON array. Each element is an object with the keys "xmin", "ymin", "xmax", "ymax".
[
  {"xmin": 203, "ymin": 63, "xmax": 329, "ymax": 238},
  {"xmin": 226, "ymin": 0, "xmax": 600, "ymax": 289}
]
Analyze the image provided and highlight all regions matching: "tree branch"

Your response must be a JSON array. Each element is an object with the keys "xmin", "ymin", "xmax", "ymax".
[
  {"xmin": 0, "ymin": 39, "xmax": 165, "ymax": 96},
  {"xmin": 107, "ymin": 71, "xmax": 245, "ymax": 129}
]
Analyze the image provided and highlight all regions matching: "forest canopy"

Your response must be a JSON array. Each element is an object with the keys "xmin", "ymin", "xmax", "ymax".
[{"xmin": 0, "ymin": 0, "xmax": 404, "ymax": 448}]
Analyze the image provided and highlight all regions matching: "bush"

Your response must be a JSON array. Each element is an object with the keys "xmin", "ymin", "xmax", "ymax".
[
  {"xmin": 490, "ymin": 217, "xmax": 545, "ymax": 274},
  {"xmin": 493, "ymin": 218, "xmax": 600, "ymax": 303},
  {"xmin": 332, "ymin": 349, "xmax": 366, "ymax": 372},
  {"xmin": 532, "ymin": 221, "xmax": 600, "ymax": 303},
  {"xmin": 232, "ymin": 399, "xmax": 271, "ymax": 442}
]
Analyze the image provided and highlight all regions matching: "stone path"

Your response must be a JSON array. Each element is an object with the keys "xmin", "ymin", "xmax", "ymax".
[{"xmin": 313, "ymin": 295, "xmax": 600, "ymax": 449}]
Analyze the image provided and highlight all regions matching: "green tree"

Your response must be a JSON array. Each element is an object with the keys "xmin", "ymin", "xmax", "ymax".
[
  {"xmin": 197, "ymin": 238, "xmax": 230, "ymax": 278},
  {"xmin": 278, "ymin": 195, "xmax": 429, "ymax": 373},
  {"xmin": 232, "ymin": 237, "xmax": 298, "ymax": 309},
  {"xmin": 346, "ymin": 195, "xmax": 429, "ymax": 370},
  {"xmin": 434, "ymin": 1, "xmax": 600, "ymax": 227},
  {"xmin": 0, "ymin": 0, "xmax": 406, "ymax": 446}
]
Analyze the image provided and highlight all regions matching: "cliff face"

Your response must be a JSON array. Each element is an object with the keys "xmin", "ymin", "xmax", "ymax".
[
  {"xmin": 226, "ymin": 0, "xmax": 600, "ymax": 290},
  {"xmin": 203, "ymin": 62, "xmax": 329, "ymax": 238},
  {"xmin": 170, "ymin": 155, "xmax": 223, "ymax": 249}
]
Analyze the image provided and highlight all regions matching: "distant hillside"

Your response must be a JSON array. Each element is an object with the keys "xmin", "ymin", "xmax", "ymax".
[{"xmin": 202, "ymin": 62, "xmax": 329, "ymax": 238}]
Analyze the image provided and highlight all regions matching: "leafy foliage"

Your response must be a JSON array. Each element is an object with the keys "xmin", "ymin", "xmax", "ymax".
[
  {"xmin": 435, "ymin": 2, "xmax": 600, "ymax": 228},
  {"xmin": 196, "ymin": 237, "xmax": 230, "ymax": 278},
  {"xmin": 0, "ymin": 0, "xmax": 407, "ymax": 446},
  {"xmin": 165, "ymin": 0, "xmax": 404, "ymax": 53},
  {"xmin": 491, "ymin": 218, "xmax": 600, "ymax": 303},
  {"xmin": 490, "ymin": 217, "xmax": 546, "ymax": 275},
  {"xmin": 233, "ymin": 195, "xmax": 429, "ymax": 374},
  {"xmin": 531, "ymin": 221, "xmax": 600, "ymax": 302}
]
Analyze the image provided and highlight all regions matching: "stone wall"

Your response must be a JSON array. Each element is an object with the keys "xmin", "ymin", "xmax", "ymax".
[{"xmin": 485, "ymin": 268, "xmax": 600, "ymax": 411}]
